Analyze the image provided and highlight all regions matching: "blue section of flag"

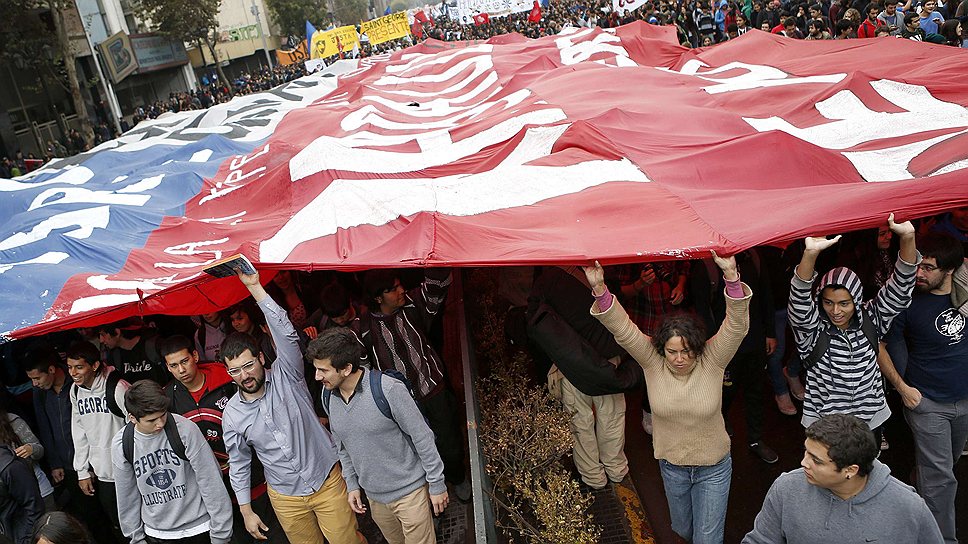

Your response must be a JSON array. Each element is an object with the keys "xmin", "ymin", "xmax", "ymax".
[
  {"xmin": 0, "ymin": 136, "xmax": 260, "ymax": 336},
  {"xmin": 306, "ymin": 20, "xmax": 318, "ymax": 53},
  {"xmin": 384, "ymin": 5, "xmax": 391, "ymax": 15}
]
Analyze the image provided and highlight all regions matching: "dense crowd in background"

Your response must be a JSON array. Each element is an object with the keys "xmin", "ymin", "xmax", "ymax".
[{"xmin": 7, "ymin": 0, "xmax": 963, "ymax": 172}]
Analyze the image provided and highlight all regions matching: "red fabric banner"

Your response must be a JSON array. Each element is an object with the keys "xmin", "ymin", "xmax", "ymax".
[{"xmin": 4, "ymin": 23, "xmax": 968, "ymax": 338}]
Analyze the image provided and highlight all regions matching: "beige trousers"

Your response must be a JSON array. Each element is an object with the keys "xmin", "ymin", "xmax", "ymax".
[
  {"xmin": 559, "ymin": 375, "xmax": 628, "ymax": 488},
  {"xmin": 369, "ymin": 485, "xmax": 436, "ymax": 544}
]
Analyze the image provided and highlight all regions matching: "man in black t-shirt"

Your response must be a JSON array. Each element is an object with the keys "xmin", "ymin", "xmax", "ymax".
[
  {"xmin": 97, "ymin": 319, "xmax": 166, "ymax": 384},
  {"xmin": 880, "ymin": 232, "xmax": 968, "ymax": 544}
]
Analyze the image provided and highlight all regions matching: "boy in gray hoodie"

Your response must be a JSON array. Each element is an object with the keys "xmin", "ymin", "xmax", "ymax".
[
  {"xmin": 112, "ymin": 380, "xmax": 232, "ymax": 544},
  {"xmin": 743, "ymin": 414, "xmax": 942, "ymax": 544}
]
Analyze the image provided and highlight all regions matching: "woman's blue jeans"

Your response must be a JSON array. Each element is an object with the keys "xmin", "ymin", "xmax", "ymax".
[{"xmin": 658, "ymin": 453, "xmax": 732, "ymax": 544}]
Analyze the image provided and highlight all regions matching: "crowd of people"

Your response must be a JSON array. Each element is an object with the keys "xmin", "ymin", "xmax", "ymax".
[{"xmin": 0, "ymin": 206, "xmax": 966, "ymax": 544}]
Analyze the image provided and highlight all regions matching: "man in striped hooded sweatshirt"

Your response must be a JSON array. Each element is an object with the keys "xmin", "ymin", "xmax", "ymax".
[{"xmin": 789, "ymin": 214, "xmax": 919, "ymax": 431}]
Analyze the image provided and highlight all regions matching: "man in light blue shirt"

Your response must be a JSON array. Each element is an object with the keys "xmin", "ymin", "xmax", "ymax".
[
  {"xmin": 919, "ymin": 0, "xmax": 945, "ymax": 34},
  {"xmin": 221, "ymin": 269, "xmax": 364, "ymax": 544}
]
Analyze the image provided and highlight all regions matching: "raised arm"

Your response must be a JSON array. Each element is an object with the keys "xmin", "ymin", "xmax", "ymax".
[
  {"xmin": 236, "ymin": 269, "xmax": 303, "ymax": 380},
  {"xmin": 869, "ymin": 214, "xmax": 919, "ymax": 336},
  {"xmin": 705, "ymin": 251, "xmax": 753, "ymax": 368},
  {"xmin": 788, "ymin": 234, "xmax": 841, "ymax": 357},
  {"xmin": 584, "ymin": 261, "xmax": 657, "ymax": 367}
]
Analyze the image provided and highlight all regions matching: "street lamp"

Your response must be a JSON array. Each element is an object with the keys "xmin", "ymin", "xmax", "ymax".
[{"xmin": 250, "ymin": 0, "xmax": 274, "ymax": 70}]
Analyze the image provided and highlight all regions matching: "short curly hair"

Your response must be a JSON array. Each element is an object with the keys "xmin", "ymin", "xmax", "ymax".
[
  {"xmin": 651, "ymin": 313, "xmax": 707, "ymax": 359},
  {"xmin": 806, "ymin": 414, "xmax": 878, "ymax": 477}
]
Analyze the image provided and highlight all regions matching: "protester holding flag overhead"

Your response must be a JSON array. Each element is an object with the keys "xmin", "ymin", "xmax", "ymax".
[{"xmin": 585, "ymin": 252, "xmax": 751, "ymax": 544}]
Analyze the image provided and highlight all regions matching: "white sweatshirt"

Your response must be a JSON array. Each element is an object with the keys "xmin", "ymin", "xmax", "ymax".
[{"xmin": 71, "ymin": 367, "xmax": 129, "ymax": 481}]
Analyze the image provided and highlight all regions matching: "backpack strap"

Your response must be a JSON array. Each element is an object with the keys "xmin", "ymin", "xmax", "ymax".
[
  {"xmin": 105, "ymin": 371, "xmax": 125, "ymax": 419},
  {"xmin": 802, "ymin": 308, "xmax": 877, "ymax": 371},
  {"xmin": 164, "ymin": 414, "xmax": 188, "ymax": 462},
  {"xmin": 123, "ymin": 415, "xmax": 188, "ymax": 466},
  {"xmin": 322, "ymin": 387, "xmax": 332, "ymax": 416},
  {"xmin": 122, "ymin": 422, "xmax": 135, "ymax": 465},
  {"xmin": 368, "ymin": 369, "xmax": 394, "ymax": 422}
]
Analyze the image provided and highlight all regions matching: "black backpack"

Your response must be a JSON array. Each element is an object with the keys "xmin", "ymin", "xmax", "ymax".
[
  {"xmin": 801, "ymin": 307, "xmax": 878, "ymax": 370},
  {"xmin": 121, "ymin": 413, "xmax": 188, "ymax": 466}
]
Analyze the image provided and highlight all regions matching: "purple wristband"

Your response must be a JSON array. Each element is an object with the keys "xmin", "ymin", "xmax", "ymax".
[
  {"xmin": 594, "ymin": 286, "xmax": 614, "ymax": 312},
  {"xmin": 724, "ymin": 276, "xmax": 744, "ymax": 298}
]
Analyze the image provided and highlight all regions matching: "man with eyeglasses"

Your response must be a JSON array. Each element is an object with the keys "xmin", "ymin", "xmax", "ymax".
[
  {"xmin": 879, "ymin": 232, "xmax": 968, "ymax": 544},
  {"xmin": 221, "ymin": 269, "xmax": 365, "ymax": 544},
  {"xmin": 159, "ymin": 335, "xmax": 284, "ymax": 544}
]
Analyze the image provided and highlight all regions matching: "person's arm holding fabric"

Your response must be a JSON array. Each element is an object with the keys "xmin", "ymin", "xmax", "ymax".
[
  {"xmin": 868, "ymin": 214, "xmax": 919, "ymax": 336},
  {"xmin": 703, "ymin": 251, "xmax": 752, "ymax": 366},
  {"xmin": 584, "ymin": 261, "xmax": 657, "ymax": 368},
  {"xmin": 237, "ymin": 269, "xmax": 303, "ymax": 382},
  {"xmin": 788, "ymin": 234, "xmax": 841, "ymax": 360}
]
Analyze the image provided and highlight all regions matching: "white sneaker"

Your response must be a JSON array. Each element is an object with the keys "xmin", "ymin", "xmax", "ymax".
[{"xmin": 642, "ymin": 410, "xmax": 653, "ymax": 435}]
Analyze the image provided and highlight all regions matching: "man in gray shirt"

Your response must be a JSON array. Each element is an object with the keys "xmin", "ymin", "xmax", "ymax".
[
  {"xmin": 311, "ymin": 328, "xmax": 447, "ymax": 544},
  {"xmin": 221, "ymin": 269, "xmax": 363, "ymax": 544}
]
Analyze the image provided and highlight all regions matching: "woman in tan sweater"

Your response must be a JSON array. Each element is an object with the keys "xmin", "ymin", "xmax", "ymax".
[{"xmin": 584, "ymin": 253, "xmax": 751, "ymax": 544}]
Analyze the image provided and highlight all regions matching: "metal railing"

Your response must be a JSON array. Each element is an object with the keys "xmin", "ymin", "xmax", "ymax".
[{"xmin": 454, "ymin": 269, "xmax": 498, "ymax": 543}]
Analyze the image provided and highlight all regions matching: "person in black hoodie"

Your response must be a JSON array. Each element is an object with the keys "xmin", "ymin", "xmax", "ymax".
[{"xmin": 0, "ymin": 445, "xmax": 42, "ymax": 544}]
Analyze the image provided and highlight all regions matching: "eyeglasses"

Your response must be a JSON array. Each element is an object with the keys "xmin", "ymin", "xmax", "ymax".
[{"xmin": 226, "ymin": 360, "xmax": 258, "ymax": 377}]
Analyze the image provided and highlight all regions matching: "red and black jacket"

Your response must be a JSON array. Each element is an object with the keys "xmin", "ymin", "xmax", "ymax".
[{"xmin": 165, "ymin": 362, "xmax": 267, "ymax": 501}]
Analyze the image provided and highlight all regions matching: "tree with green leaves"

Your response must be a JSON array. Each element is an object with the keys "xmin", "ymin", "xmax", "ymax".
[
  {"xmin": 333, "ymin": 0, "xmax": 368, "ymax": 25},
  {"xmin": 137, "ymin": 0, "xmax": 232, "ymax": 95},
  {"xmin": 265, "ymin": 0, "xmax": 327, "ymax": 37}
]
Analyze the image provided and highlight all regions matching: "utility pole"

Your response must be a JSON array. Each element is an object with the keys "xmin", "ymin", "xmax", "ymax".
[
  {"xmin": 250, "ymin": 0, "xmax": 274, "ymax": 70},
  {"xmin": 81, "ymin": 14, "xmax": 124, "ymax": 135}
]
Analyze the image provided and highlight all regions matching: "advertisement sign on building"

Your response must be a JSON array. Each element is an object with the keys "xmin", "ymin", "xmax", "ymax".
[
  {"xmin": 99, "ymin": 31, "xmax": 139, "ymax": 83},
  {"xmin": 130, "ymin": 33, "xmax": 189, "ymax": 72}
]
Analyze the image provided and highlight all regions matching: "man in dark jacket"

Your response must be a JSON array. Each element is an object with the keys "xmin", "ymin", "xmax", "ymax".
[
  {"xmin": 0, "ymin": 445, "xmax": 43, "ymax": 544},
  {"xmin": 528, "ymin": 266, "xmax": 635, "ymax": 489}
]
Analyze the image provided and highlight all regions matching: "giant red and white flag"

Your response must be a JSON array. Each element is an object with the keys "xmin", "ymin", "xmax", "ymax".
[{"xmin": 2, "ymin": 24, "xmax": 967, "ymax": 338}]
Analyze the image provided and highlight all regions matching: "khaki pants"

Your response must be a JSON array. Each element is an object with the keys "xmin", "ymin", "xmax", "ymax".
[
  {"xmin": 369, "ymin": 485, "xmax": 436, "ymax": 544},
  {"xmin": 559, "ymin": 375, "xmax": 628, "ymax": 488},
  {"xmin": 266, "ymin": 465, "xmax": 363, "ymax": 544}
]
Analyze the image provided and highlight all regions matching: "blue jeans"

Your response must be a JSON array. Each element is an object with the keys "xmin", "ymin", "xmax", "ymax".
[{"xmin": 659, "ymin": 454, "xmax": 732, "ymax": 544}]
